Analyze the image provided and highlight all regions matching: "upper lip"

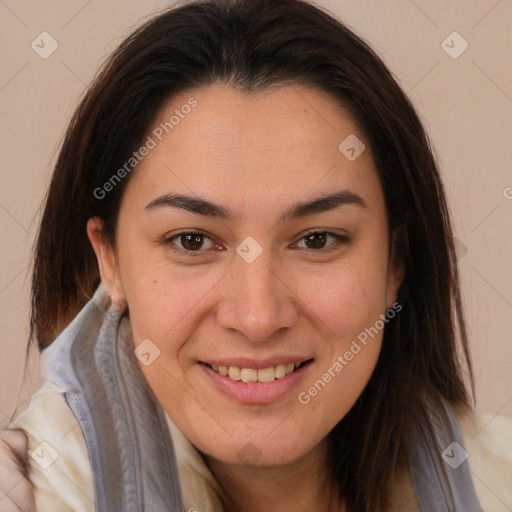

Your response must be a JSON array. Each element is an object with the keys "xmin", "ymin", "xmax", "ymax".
[{"xmin": 200, "ymin": 356, "xmax": 313, "ymax": 370}]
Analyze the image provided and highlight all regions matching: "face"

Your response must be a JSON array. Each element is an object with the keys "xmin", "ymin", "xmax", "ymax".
[{"xmin": 88, "ymin": 83, "xmax": 403, "ymax": 468}]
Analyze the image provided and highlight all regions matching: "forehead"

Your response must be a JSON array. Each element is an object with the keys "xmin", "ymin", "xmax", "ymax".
[
  {"xmin": 123, "ymin": 83, "xmax": 384, "ymax": 218},
  {"xmin": 148, "ymin": 83, "xmax": 361, "ymax": 159}
]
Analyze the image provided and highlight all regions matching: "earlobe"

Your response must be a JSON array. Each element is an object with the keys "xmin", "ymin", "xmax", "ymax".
[{"xmin": 86, "ymin": 217, "xmax": 126, "ymax": 310}]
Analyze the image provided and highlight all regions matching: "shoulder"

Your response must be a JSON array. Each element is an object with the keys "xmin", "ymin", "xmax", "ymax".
[
  {"xmin": 8, "ymin": 381, "xmax": 223, "ymax": 512},
  {"xmin": 453, "ymin": 403, "xmax": 512, "ymax": 510},
  {"xmin": 7, "ymin": 381, "xmax": 95, "ymax": 512},
  {"xmin": 389, "ymin": 403, "xmax": 512, "ymax": 511}
]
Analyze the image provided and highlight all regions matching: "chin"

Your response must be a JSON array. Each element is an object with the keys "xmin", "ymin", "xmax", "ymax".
[{"xmin": 196, "ymin": 428, "xmax": 318, "ymax": 468}]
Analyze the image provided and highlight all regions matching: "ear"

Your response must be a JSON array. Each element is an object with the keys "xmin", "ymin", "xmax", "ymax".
[
  {"xmin": 385, "ymin": 237, "xmax": 405, "ymax": 309},
  {"xmin": 87, "ymin": 217, "xmax": 126, "ymax": 310}
]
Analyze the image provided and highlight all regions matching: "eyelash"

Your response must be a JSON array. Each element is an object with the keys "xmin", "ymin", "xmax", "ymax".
[{"xmin": 163, "ymin": 230, "xmax": 349, "ymax": 258}]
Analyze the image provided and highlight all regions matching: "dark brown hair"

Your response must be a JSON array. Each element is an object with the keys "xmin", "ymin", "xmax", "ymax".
[{"xmin": 30, "ymin": 0, "xmax": 474, "ymax": 509}]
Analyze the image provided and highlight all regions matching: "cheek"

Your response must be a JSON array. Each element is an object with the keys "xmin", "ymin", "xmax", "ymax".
[
  {"xmin": 291, "ymin": 257, "xmax": 388, "ymax": 425},
  {"xmin": 295, "ymin": 338, "xmax": 382, "ymax": 448},
  {"xmin": 297, "ymin": 257, "xmax": 388, "ymax": 340},
  {"xmin": 120, "ymin": 246, "xmax": 225, "ymax": 347},
  {"xmin": 124, "ymin": 265, "xmax": 227, "ymax": 408}
]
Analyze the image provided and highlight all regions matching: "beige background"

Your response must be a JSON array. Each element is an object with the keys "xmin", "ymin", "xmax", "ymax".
[{"xmin": 1, "ymin": 0, "xmax": 511, "ymax": 429}]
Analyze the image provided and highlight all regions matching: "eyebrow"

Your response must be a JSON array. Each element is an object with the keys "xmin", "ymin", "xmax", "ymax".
[{"xmin": 145, "ymin": 190, "xmax": 367, "ymax": 222}]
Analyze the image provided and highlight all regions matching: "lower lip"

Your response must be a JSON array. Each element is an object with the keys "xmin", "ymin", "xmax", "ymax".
[{"xmin": 199, "ymin": 361, "xmax": 313, "ymax": 404}]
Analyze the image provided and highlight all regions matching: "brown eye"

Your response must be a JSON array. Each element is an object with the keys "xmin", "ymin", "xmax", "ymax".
[
  {"xmin": 295, "ymin": 231, "xmax": 349, "ymax": 252},
  {"xmin": 304, "ymin": 232, "xmax": 328, "ymax": 249},
  {"xmin": 179, "ymin": 233, "xmax": 206, "ymax": 251},
  {"xmin": 164, "ymin": 231, "xmax": 217, "ymax": 258}
]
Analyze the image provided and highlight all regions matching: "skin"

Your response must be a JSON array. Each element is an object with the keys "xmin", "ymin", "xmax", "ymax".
[
  {"xmin": 87, "ymin": 83, "xmax": 404, "ymax": 512},
  {"xmin": 0, "ymin": 430, "xmax": 35, "ymax": 512}
]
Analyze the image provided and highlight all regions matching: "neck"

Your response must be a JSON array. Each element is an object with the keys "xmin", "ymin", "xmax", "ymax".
[{"xmin": 203, "ymin": 438, "xmax": 345, "ymax": 512}]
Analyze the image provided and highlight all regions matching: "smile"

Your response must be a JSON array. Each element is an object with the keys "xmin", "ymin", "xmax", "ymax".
[
  {"xmin": 205, "ymin": 361, "xmax": 308, "ymax": 383},
  {"xmin": 199, "ymin": 359, "xmax": 314, "ymax": 403}
]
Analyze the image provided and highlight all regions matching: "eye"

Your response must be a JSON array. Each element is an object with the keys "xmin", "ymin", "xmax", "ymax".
[
  {"xmin": 293, "ymin": 230, "xmax": 349, "ymax": 252},
  {"xmin": 164, "ymin": 231, "xmax": 219, "ymax": 257}
]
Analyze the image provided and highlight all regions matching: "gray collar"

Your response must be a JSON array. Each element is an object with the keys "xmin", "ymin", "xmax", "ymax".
[{"xmin": 43, "ymin": 284, "xmax": 184, "ymax": 511}]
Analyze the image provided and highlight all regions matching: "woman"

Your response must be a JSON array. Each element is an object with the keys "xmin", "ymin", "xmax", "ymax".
[{"xmin": 2, "ymin": 0, "xmax": 511, "ymax": 510}]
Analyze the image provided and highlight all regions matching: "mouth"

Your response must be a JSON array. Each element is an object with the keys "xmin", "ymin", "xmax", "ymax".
[
  {"xmin": 202, "ymin": 360, "xmax": 311, "ymax": 383},
  {"xmin": 198, "ymin": 358, "xmax": 314, "ymax": 404}
]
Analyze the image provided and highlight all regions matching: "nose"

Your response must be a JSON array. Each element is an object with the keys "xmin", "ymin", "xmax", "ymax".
[{"xmin": 216, "ymin": 249, "xmax": 298, "ymax": 342}]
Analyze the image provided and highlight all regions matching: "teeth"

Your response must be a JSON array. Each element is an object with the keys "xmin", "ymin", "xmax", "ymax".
[
  {"xmin": 208, "ymin": 362, "xmax": 301, "ymax": 382},
  {"xmin": 241, "ymin": 369, "xmax": 258, "ymax": 383},
  {"xmin": 274, "ymin": 364, "xmax": 287, "ymax": 379},
  {"xmin": 257, "ymin": 367, "xmax": 276, "ymax": 383},
  {"xmin": 228, "ymin": 367, "xmax": 241, "ymax": 380}
]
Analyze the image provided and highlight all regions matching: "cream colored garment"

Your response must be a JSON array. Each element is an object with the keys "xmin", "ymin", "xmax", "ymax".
[{"xmin": 8, "ymin": 381, "xmax": 512, "ymax": 511}]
